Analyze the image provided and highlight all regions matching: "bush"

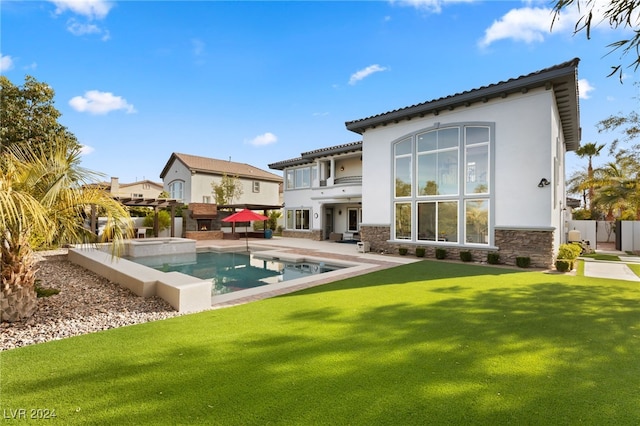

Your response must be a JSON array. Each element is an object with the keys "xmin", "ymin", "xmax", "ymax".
[
  {"xmin": 557, "ymin": 243, "xmax": 582, "ymax": 261},
  {"xmin": 555, "ymin": 259, "xmax": 572, "ymax": 272},
  {"xmin": 143, "ymin": 210, "xmax": 171, "ymax": 234},
  {"xmin": 459, "ymin": 251, "xmax": 472, "ymax": 262},
  {"xmin": 415, "ymin": 247, "xmax": 426, "ymax": 258},
  {"xmin": 516, "ymin": 256, "xmax": 531, "ymax": 268},
  {"xmin": 399, "ymin": 247, "xmax": 408, "ymax": 256},
  {"xmin": 556, "ymin": 243, "xmax": 582, "ymax": 271},
  {"xmin": 435, "ymin": 248, "xmax": 447, "ymax": 259},
  {"xmin": 487, "ymin": 252, "xmax": 500, "ymax": 264}
]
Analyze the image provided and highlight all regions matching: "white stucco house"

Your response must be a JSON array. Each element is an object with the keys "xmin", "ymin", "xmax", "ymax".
[
  {"xmin": 271, "ymin": 58, "xmax": 581, "ymax": 267},
  {"xmin": 269, "ymin": 141, "xmax": 363, "ymax": 240},
  {"xmin": 160, "ymin": 152, "xmax": 283, "ymax": 206}
]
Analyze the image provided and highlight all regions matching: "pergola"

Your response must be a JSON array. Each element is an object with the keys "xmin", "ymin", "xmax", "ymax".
[{"xmin": 90, "ymin": 197, "xmax": 185, "ymax": 238}]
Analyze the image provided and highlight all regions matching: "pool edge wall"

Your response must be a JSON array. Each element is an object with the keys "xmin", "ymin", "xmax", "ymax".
[{"xmin": 67, "ymin": 246, "xmax": 211, "ymax": 313}]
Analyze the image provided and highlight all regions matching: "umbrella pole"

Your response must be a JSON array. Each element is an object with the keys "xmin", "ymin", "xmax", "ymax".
[{"xmin": 245, "ymin": 225, "xmax": 249, "ymax": 251}]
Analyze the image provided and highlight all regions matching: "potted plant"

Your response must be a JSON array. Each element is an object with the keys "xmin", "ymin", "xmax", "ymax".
[
  {"xmin": 435, "ymin": 248, "xmax": 447, "ymax": 259},
  {"xmin": 399, "ymin": 247, "xmax": 408, "ymax": 256},
  {"xmin": 415, "ymin": 247, "xmax": 426, "ymax": 258}
]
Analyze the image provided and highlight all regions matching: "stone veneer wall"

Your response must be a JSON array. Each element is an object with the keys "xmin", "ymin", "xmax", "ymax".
[
  {"xmin": 361, "ymin": 225, "xmax": 554, "ymax": 268},
  {"xmin": 360, "ymin": 226, "xmax": 396, "ymax": 254},
  {"xmin": 494, "ymin": 228, "xmax": 554, "ymax": 268},
  {"xmin": 282, "ymin": 229, "xmax": 323, "ymax": 241},
  {"xmin": 184, "ymin": 230, "xmax": 223, "ymax": 241}
]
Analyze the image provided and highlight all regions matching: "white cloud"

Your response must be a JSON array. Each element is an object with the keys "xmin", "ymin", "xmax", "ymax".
[
  {"xmin": 349, "ymin": 64, "xmax": 388, "ymax": 85},
  {"xmin": 477, "ymin": 2, "xmax": 619, "ymax": 48},
  {"xmin": 80, "ymin": 145, "xmax": 95, "ymax": 155},
  {"xmin": 578, "ymin": 79, "xmax": 595, "ymax": 100},
  {"xmin": 247, "ymin": 132, "xmax": 278, "ymax": 147},
  {"xmin": 0, "ymin": 54, "xmax": 14, "ymax": 72},
  {"xmin": 478, "ymin": 7, "xmax": 558, "ymax": 48},
  {"xmin": 66, "ymin": 18, "xmax": 110, "ymax": 40},
  {"xmin": 69, "ymin": 90, "xmax": 136, "ymax": 115},
  {"xmin": 390, "ymin": 0, "xmax": 474, "ymax": 14},
  {"xmin": 49, "ymin": 0, "xmax": 113, "ymax": 20}
]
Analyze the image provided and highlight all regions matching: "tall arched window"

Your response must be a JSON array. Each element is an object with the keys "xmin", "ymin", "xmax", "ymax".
[
  {"xmin": 169, "ymin": 180, "xmax": 184, "ymax": 200},
  {"xmin": 392, "ymin": 123, "xmax": 493, "ymax": 246}
]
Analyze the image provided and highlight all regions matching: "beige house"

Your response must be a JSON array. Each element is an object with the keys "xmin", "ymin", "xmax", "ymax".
[
  {"xmin": 96, "ymin": 177, "xmax": 165, "ymax": 199},
  {"xmin": 160, "ymin": 152, "xmax": 283, "ymax": 205}
]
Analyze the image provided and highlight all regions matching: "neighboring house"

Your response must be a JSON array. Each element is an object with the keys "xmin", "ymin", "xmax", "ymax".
[
  {"xmin": 92, "ymin": 177, "xmax": 165, "ymax": 198},
  {"xmin": 160, "ymin": 152, "xmax": 283, "ymax": 206},
  {"xmin": 269, "ymin": 141, "xmax": 363, "ymax": 241},
  {"xmin": 272, "ymin": 58, "xmax": 581, "ymax": 268}
]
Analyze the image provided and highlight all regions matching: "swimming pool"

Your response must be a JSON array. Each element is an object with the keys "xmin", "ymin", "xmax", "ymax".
[{"xmin": 127, "ymin": 251, "xmax": 343, "ymax": 295}]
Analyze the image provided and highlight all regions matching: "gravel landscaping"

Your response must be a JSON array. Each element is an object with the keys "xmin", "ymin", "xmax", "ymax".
[{"xmin": 1, "ymin": 249, "xmax": 184, "ymax": 351}]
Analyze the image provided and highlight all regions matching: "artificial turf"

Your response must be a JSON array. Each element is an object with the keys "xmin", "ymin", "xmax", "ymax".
[{"xmin": 1, "ymin": 260, "xmax": 639, "ymax": 425}]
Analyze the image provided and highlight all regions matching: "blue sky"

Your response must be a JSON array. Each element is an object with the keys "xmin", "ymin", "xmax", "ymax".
[{"xmin": 2, "ymin": 0, "xmax": 637, "ymax": 184}]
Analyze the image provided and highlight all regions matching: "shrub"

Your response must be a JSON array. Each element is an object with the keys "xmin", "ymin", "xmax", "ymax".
[
  {"xmin": 487, "ymin": 252, "xmax": 500, "ymax": 264},
  {"xmin": 557, "ymin": 243, "xmax": 582, "ymax": 261},
  {"xmin": 435, "ymin": 248, "xmax": 447, "ymax": 259},
  {"xmin": 399, "ymin": 247, "xmax": 408, "ymax": 256},
  {"xmin": 143, "ymin": 210, "xmax": 171, "ymax": 234},
  {"xmin": 459, "ymin": 251, "xmax": 472, "ymax": 262},
  {"xmin": 516, "ymin": 256, "xmax": 531, "ymax": 268},
  {"xmin": 555, "ymin": 259, "xmax": 572, "ymax": 272},
  {"xmin": 556, "ymin": 243, "xmax": 582, "ymax": 271},
  {"xmin": 415, "ymin": 247, "xmax": 426, "ymax": 258},
  {"xmin": 35, "ymin": 280, "xmax": 60, "ymax": 298}
]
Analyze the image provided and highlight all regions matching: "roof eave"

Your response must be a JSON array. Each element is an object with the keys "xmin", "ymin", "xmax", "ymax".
[{"xmin": 345, "ymin": 60, "xmax": 581, "ymax": 150}]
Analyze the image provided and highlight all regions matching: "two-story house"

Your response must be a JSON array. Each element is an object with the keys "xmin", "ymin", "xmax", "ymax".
[
  {"xmin": 269, "ymin": 142, "xmax": 363, "ymax": 241},
  {"xmin": 160, "ymin": 152, "xmax": 283, "ymax": 205},
  {"xmin": 93, "ymin": 177, "xmax": 165, "ymax": 198},
  {"xmin": 272, "ymin": 58, "xmax": 581, "ymax": 268}
]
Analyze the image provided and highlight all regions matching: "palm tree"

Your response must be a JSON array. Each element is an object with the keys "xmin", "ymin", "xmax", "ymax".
[
  {"xmin": 566, "ymin": 167, "xmax": 590, "ymax": 211},
  {"xmin": 592, "ymin": 155, "xmax": 640, "ymax": 220},
  {"xmin": 0, "ymin": 140, "xmax": 132, "ymax": 322},
  {"xmin": 574, "ymin": 142, "xmax": 605, "ymax": 211}
]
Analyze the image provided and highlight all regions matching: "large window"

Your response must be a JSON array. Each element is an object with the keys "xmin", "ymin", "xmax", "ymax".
[
  {"xmin": 417, "ymin": 128, "xmax": 459, "ymax": 196},
  {"xmin": 394, "ymin": 138, "xmax": 412, "ymax": 197},
  {"xmin": 417, "ymin": 201, "xmax": 458, "ymax": 242},
  {"xmin": 393, "ymin": 124, "xmax": 492, "ymax": 246},
  {"xmin": 286, "ymin": 166, "xmax": 312, "ymax": 190},
  {"xmin": 286, "ymin": 208, "xmax": 310, "ymax": 230}
]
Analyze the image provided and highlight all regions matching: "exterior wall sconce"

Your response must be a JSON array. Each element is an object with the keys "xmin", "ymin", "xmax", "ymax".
[
  {"xmin": 340, "ymin": 166, "xmax": 345, "ymax": 171},
  {"xmin": 538, "ymin": 178, "xmax": 550, "ymax": 188},
  {"xmin": 338, "ymin": 210, "xmax": 342, "ymax": 215}
]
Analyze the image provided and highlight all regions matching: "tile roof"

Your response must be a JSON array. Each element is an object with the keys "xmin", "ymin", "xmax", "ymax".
[
  {"xmin": 160, "ymin": 153, "xmax": 283, "ymax": 182},
  {"xmin": 268, "ymin": 141, "xmax": 362, "ymax": 170},
  {"xmin": 345, "ymin": 58, "xmax": 581, "ymax": 151}
]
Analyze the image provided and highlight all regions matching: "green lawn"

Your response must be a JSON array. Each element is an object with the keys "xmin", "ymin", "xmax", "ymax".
[{"xmin": 2, "ymin": 260, "xmax": 640, "ymax": 425}]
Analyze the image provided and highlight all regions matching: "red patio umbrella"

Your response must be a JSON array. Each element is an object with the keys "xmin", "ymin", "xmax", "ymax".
[{"xmin": 222, "ymin": 209, "xmax": 269, "ymax": 250}]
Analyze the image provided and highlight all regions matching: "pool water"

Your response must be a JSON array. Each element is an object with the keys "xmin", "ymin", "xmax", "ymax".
[{"xmin": 128, "ymin": 251, "xmax": 342, "ymax": 295}]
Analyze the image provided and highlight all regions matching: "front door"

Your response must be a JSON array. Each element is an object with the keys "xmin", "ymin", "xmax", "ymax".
[{"xmin": 324, "ymin": 208, "xmax": 333, "ymax": 239}]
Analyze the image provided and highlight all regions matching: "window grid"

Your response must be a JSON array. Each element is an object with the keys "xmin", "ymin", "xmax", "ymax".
[{"xmin": 392, "ymin": 124, "xmax": 491, "ymax": 246}]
